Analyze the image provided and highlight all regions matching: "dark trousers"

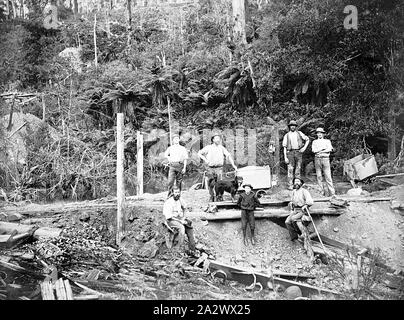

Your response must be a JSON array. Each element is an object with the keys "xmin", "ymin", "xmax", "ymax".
[
  {"xmin": 206, "ymin": 166, "xmax": 223, "ymax": 201},
  {"xmin": 167, "ymin": 163, "xmax": 184, "ymax": 197},
  {"xmin": 241, "ymin": 209, "xmax": 255, "ymax": 238},
  {"xmin": 287, "ymin": 150, "xmax": 302, "ymax": 188}
]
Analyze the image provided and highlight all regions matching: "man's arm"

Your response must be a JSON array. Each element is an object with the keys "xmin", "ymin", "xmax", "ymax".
[
  {"xmin": 282, "ymin": 134, "xmax": 289, "ymax": 164},
  {"xmin": 237, "ymin": 194, "xmax": 243, "ymax": 207},
  {"xmin": 325, "ymin": 140, "xmax": 333, "ymax": 153},
  {"xmin": 254, "ymin": 195, "xmax": 261, "ymax": 207},
  {"xmin": 302, "ymin": 189, "xmax": 314, "ymax": 208},
  {"xmin": 312, "ymin": 140, "xmax": 319, "ymax": 153},
  {"xmin": 182, "ymin": 148, "xmax": 189, "ymax": 173},
  {"xmin": 300, "ymin": 132, "xmax": 310, "ymax": 153},
  {"xmin": 198, "ymin": 146, "xmax": 208, "ymax": 164},
  {"xmin": 223, "ymin": 148, "xmax": 237, "ymax": 171},
  {"xmin": 164, "ymin": 147, "xmax": 171, "ymax": 161}
]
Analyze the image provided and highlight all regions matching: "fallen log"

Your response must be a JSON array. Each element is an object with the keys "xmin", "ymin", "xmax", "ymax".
[
  {"xmin": 201, "ymin": 208, "xmax": 344, "ymax": 221},
  {"xmin": 208, "ymin": 260, "xmax": 339, "ymax": 297},
  {"xmin": 211, "ymin": 196, "xmax": 392, "ymax": 208},
  {"xmin": 0, "ymin": 222, "xmax": 62, "ymax": 240}
]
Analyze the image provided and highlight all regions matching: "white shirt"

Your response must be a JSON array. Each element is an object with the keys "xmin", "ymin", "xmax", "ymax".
[
  {"xmin": 199, "ymin": 144, "xmax": 230, "ymax": 167},
  {"xmin": 291, "ymin": 188, "xmax": 314, "ymax": 207},
  {"xmin": 312, "ymin": 138, "xmax": 333, "ymax": 157},
  {"xmin": 163, "ymin": 197, "xmax": 187, "ymax": 220},
  {"xmin": 164, "ymin": 144, "xmax": 189, "ymax": 163}
]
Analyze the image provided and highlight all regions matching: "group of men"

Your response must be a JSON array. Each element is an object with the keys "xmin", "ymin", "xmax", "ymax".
[{"xmin": 162, "ymin": 121, "xmax": 336, "ymax": 252}]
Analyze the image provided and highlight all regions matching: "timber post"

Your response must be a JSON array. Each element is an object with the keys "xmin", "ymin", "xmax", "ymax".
[
  {"xmin": 137, "ymin": 130, "xmax": 144, "ymax": 196},
  {"xmin": 116, "ymin": 111, "xmax": 125, "ymax": 245}
]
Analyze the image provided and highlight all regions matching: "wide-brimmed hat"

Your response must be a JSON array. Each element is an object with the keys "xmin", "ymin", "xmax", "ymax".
[
  {"xmin": 172, "ymin": 133, "xmax": 180, "ymax": 139},
  {"xmin": 288, "ymin": 120, "xmax": 298, "ymax": 127},
  {"xmin": 243, "ymin": 184, "xmax": 253, "ymax": 189},
  {"xmin": 293, "ymin": 178, "xmax": 304, "ymax": 185},
  {"xmin": 210, "ymin": 133, "xmax": 222, "ymax": 142},
  {"xmin": 315, "ymin": 127, "xmax": 326, "ymax": 133}
]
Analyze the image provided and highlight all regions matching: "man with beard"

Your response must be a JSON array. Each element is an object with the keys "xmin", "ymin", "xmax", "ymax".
[
  {"xmin": 198, "ymin": 134, "xmax": 238, "ymax": 202},
  {"xmin": 285, "ymin": 178, "xmax": 314, "ymax": 242},
  {"xmin": 282, "ymin": 120, "xmax": 310, "ymax": 190},
  {"xmin": 164, "ymin": 134, "xmax": 189, "ymax": 198},
  {"xmin": 163, "ymin": 187, "xmax": 196, "ymax": 253}
]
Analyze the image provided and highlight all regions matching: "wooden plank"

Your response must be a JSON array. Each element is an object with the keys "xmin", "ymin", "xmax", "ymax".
[
  {"xmin": 0, "ymin": 222, "xmax": 61, "ymax": 240},
  {"xmin": 211, "ymin": 196, "xmax": 391, "ymax": 208},
  {"xmin": 202, "ymin": 208, "xmax": 344, "ymax": 221},
  {"xmin": 40, "ymin": 280, "xmax": 55, "ymax": 300},
  {"xmin": 64, "ymin": 280, "xmax": 74, "ymax": 300},
  {"xmin": 208, "ymin": 260, "xmax": 339, "ymax": 297},
  {"xmin": 375, "ymin": 173, "xmax": 404, "ymax": 179}
]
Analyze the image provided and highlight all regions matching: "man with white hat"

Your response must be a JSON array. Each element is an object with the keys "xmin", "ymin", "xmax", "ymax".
[
  {"xmin": 311, "ymin": 127, "xmax": 335, "ymax": 196},
  {"xmin": 282, "ymin": 120, "xmax": 310, "ymax": 190}
]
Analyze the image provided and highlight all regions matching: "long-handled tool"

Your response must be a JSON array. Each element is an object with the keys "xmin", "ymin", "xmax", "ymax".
[{"xmin": 304, "ymin": 207, "xmax": 327, "ymax": 254}]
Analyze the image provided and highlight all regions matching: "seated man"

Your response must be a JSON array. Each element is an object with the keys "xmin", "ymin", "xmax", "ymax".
[
  {"xmin": 285, "ymin": 178, "xmax": 314, "ymax": 242},
  {"xmin": 163, "ymin": 186, "xmax": 196, "ymax": 253}
]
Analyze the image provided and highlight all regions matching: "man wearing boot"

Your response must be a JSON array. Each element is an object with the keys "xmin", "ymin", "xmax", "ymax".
[
  {"xmin": 164, "ymin": 134, "xmax": 189, "ymax": 198},
  {"xmin": 282, "ymin": 120, "xmax": 310, "ymax": 190},
  {"xmin": 311, "ymin": 127, "xmax": 336, "ymax": 196},
  {"xmin": 163, "ymin": 187, "xmax": 196, "ymax": 254},
  {"xmin": 198, "ymin": 134, "xmax": 237, "ymax": 202},
  {"xmin": 285, "ymin": 178, "xmax": 314, "ymax": 242},
  {"xmin": 237, "ymin": 184, "xmax": 261, "ymax": 246}
]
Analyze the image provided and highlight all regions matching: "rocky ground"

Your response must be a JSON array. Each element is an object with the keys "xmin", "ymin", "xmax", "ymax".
[{"xmin": 1, "ymin": 178, "xmax": 404, "ymax": 300}]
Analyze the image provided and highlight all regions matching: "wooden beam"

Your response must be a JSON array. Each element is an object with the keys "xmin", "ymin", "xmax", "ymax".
[
  {"xmin": 211, "ymin": 196, "xmax": 392, "ymax": 208},
  {"xmin": 201, "ymin": 208, "xmax": 344, "ymax": 221},
  {"xmin": 116, "ymin": 112, "xmax": 125, "ymax": 245},
  {"xmin": 375, "ymin": 173, "xmax": 404, "ymax": 179}
]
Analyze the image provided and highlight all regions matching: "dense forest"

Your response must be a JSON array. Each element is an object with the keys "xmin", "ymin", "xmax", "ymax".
[{"xmin": 0, "ymin": 0, "xmax": 403, "ymax": 201}]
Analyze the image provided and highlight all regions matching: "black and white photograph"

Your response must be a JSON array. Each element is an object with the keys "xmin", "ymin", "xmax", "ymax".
[{"xmin": 0, "ymin": 0, "xmax": 403, "ymax": 308}]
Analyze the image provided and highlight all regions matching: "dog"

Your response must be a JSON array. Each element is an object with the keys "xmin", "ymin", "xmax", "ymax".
[{"xmin": 209, "ymin": 174, "xmax": 244, "ymax": 202}]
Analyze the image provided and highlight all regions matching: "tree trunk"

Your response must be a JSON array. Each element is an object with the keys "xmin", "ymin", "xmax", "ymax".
[
  {"xmin": 388, "ymin": 102, "xmax": 397, "ymax": 161},
  {"xmin": 127, "ymin": 0, "xmax": 132, "ymax": 47},
  {"xmin": 73, "ymin": 0, "xmax": 78, "ymax": 15},
  {"xmin": 232, "ymin": 0, "xmax": 247, "ymax": 44},
  {"xmin": 93, "ymin": 13, "xmax": 98, "ymax": 68}
]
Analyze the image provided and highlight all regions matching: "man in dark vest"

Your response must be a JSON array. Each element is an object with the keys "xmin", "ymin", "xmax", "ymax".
[{"xmin": 282, "ymin": 120, "xmax": 310, "ymax": 190}]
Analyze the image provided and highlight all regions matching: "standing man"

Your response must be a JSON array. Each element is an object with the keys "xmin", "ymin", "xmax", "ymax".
[
  {"xmin": 312, "ymin": 127, "xmax": 335, "ymax": 196},
  {"xmin": 283, "ymin": 120, "xmax": 310, "ymax": 190},
  {"xmin": 163, "ymin": 187, "xmax": 196, "ymax": 253},
  {"xmin": 285, "ymin": 178, "xmax": 314, "ymax": 242},
  {"xmin": 164, "ymin": 134, "xmax": 189, "ymax": 198},
  {"xmin": 198, "ymin": 134, "xmax": 238, "ymax": 202},
  {"xmin": 237, "ymin": 184, "xmax": 261, "ymax": 246}
]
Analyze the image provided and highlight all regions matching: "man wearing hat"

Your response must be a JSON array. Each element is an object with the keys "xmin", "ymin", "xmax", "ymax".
[
  {"xmin": 237, "ymin": 184, "xmax": 261, "ymax": 245},
  {"xmin": 198, "ymin": 134, "xmax": 238, "ymax": 202},
  {"xmin": 282, "ymin": 120, "xmax": 310, "ymax": 190},
  {"xmin": 164, "ymin": 134, "xmax": 189, "ymax": 198},
  {"xmin": 312, "ymin": 127, "xmax": 335, "ymax": 196},
  {"xmin": 285, "ymin": 178, "xmax": 314, "ymax": 241}
]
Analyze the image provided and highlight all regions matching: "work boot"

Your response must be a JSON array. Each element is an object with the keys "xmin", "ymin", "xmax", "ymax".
[
  {"xmin": 251, "ymin": 230, "xmax": 257, "ymax": 245},
  {"xmin": 243, "ymin": 236, "xmax": 248, "ymax": 246}
]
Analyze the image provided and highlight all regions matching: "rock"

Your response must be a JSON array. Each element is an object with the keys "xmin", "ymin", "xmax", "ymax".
[
  {"xmin": 333, "ymin": 228, "xmax": 339, "ymax": 233},
  {"xmin": 284, "ymin": 286, "xmax": 303, "ymax": 299},
  {"xmin": 296, "ymin": 264, "xmax": 303, "ymax": 269},
  {"xmin": 361, "ymin": 190, "xmax": 370, "ymax": 196},
  {"xmin": 7, "ymin": 213, "xmax": 22, "ymax": 222},
  {"xmin": 196, "ymin": 243, "xmax": 205, "ymax": 251},
  {"xmin": 79, "ymin": 212, "xmax": 90, "ymax": 222},
  {"xmin": 347, "ymin": 188, "xmax": 363, "ymax": 196},
  {"xmin": 391, "ymin": 201, "xmax": 404, "ymax": 210},
  {"xmin": 138, "ymin": 239, "xmax": 159, "ymax": 258}
]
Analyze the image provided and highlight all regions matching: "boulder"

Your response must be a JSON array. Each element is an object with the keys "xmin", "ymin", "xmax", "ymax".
[
  {"xmin": 347, "ymin": 188, "xmax": 363, "ymax": 196},
  {"xmin": 139, "ymin": 239, "xmax": 159, "ymax": 258},
  {"xmin": 284, "ymin": 286, "xmax": 303, "ymax": 299}
]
